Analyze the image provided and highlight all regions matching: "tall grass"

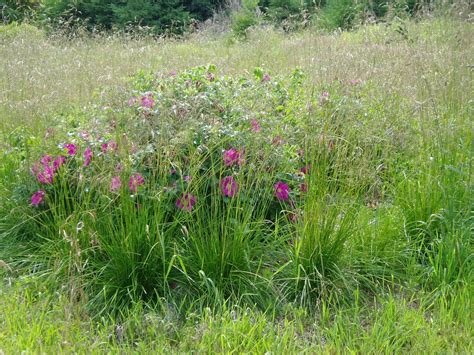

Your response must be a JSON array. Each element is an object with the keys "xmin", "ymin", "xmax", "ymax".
[{"xmin": 0, "ymin": 17, "xmax": 473, "ymax": 351}]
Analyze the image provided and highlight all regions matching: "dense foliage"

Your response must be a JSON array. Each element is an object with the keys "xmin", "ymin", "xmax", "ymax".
[{"xmin": 1, "ymin": 0, "xmax": 438, "ymax": 34}]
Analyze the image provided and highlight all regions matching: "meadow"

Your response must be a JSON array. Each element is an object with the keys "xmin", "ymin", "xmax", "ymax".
[{"xmin": 0, "ymin": 17, "xmax": 473, "ymax": 352}]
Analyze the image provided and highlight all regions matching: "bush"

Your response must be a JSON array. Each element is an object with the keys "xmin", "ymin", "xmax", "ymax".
[
  {"xmin": 41, "ymin": 0, "xmax": 191, "ymax": 34},
  {"xmin": 231, "ymin": 0, "xmax": 259, "ymax": 38}
]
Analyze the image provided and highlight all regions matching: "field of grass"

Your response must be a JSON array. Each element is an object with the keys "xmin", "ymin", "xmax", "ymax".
[{"xmin": 0, "ymin": 17, "xmax": 473, "ymax": 353}]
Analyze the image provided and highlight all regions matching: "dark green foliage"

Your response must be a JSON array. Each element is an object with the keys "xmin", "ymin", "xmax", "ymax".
[
  {"xmin": 1, "ymin": 0, "xmax": 41, "ymax": 22},
  {"xmin": 42, "ymin": 0, "xmax": 190, "ymax": 33}
]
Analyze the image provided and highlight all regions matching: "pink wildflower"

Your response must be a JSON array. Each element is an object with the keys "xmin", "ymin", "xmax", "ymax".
[
  {"xmin": 83, "ymin": 147, "xmax": 93, "ymax": 167},
  {"xmin": 110, "ymin": 176, "xmax": 121, "ymax": 192},
  {"xmin": 223, "ymin": 148, "xmax": 243, "ymax": 167},
  {"xmin": 129, "ymin": 173, "xmax": 145, "ymax": 192},
  {"xmin": 37, "ymin": 166, "xmax": 54, "ymax": 185},
  {"xmin": 176, "ymin": 193, "xmax": 196, "ymax": 212},
  {"xmin": 40, "ymin": 155, "xmax": 52, "ymax": 166},
  {"xmin": 207, "ymin": 72, "xmax": 215, "ymax": 82},
  {"xmin": 128, "ymin": 96, "xmax": 138, "ymax": 107},
  {"xmin": 64, "ymin": 143, "xmax": 77, "ymax": 156},
  {"xmin": 101, "ymin": 143, "xmax": 108, "ymax": 153},
  {"xmin": 262, "ymin": 73, "xmax": 270, "ymax": 82},
  {"xmin": 108, "ymin": 140, "xmax": 118, "ymax": 152},
  {"xmin": 53, "ymin": 156, "xmax": 67, "ymax": 172},
  {"xmin": 220, "ymin": 176, "xmax": 238, "ymax": 197},
  {"xmin": 300, "ymin": 165, "xmax": 311, "ymax": 175},
  {"xmin": 31, "ymin": 190, "xmax": 45, "ymax": 206},
  {"xmin": 274, "ymin": 181, "xmax": 290, "ymax": 201},
  {"xmin": 141, "ymin": 95, "xmax": 155, "ymax": 109},
  {"xmin": 251, "ymin": 119, "xmax": 261, "ymax": 133},
  {"xmin": 299, "ymin": 183, "xmax": 308, "ymax": 193}
]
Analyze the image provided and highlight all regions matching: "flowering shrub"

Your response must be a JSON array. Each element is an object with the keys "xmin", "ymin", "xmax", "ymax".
[{"xmin": 19, "ymin": 64, "xmax": 411, "ymax": 311}]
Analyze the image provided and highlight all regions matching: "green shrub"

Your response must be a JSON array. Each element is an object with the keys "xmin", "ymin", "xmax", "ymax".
[{"xmin": 231, "ymin": 0, "xmax": 259, "ymax": 38}]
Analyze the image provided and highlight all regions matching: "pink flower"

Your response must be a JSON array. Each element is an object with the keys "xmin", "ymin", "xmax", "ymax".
[
  {"xmin": 176, "ymin": 193, "xmax": 196, "ymax": 211},
  {"xmin": 80, "ymin": 131, "xmax": 90, "ymax": 140},
  {"xmin": 251, "ymin": 119, "xmax": 261, "ymax": 133},
  {"xmin": 31, "ymin": 163, "xmax": 41, "ymax": 177},
  {"xmin": 169, "ymin": 70, "xmax": 177, "ymax": 77},
  {"xmin": 141, "ymin": 95, "xmax": 155, "ymax": 109},
  {"xmin": 349, "ymin": 79, "xmax": 362, "ymax": 85},
  {"xmin": 31, "ymin": 190, "xmax": 45, "ymax": 206},
  {"xmin": 262, "ymin": 73, "xmax": 270, "ymax": 82},
  {"xmin": 37, "ymin": 166, "xmax": 54, "ymax": 185},
  {"xmin": 129, "ymin": 173, "xmax": 145, "ymax": 192},
  {"xmin": 128, "ymin": 96, "xmax": 138, "ymax": 107},
  {"xmin": 223, "ymin": 148, "xmax": 243, "ymax": 167},
  {"xmin": 299, "ymin": 183, "xmax": 308, "ymax": 193},
  {"xmin": 64, "ymin": 143, "xmax": 77, "ymax": 156},
  {"xmin": 83, "ymin": 147, "xmax": 93, "ymax": 167},
  {"xmin": 220, "ymin": 176, "xmax": 238, "ymax": 197},
  {"xmin": 53, "ymin": 156, "xmax": 67, "ymax": 172},
  {"xmin": 40, "ymin": 155, "xmax": 52, "ymax": 166},
  {"xmin": 184, "ymin": 175, "xmax": 191, "ymax": 183},
  {"xmin": 274, "ymin": 181, "xmax": 290, "ymax": 201},
  {"xmin": 108, "ymin": 140, "xmax": 118, "ymax": 152},
  {"xmin": 300, "ymin": 164, "xmax": 311, "ymax": 175},
  {"xmin": 115, "ymin": 163, "xmax": 123, "ymax": 173},
  {"xmin": 101, "ymin": 143, "xmax": 108, "ymax": 153},
  {"xmin": 320, "ymin": 91, "xmax": 330, "ymax": 104},
  {"xmin": 110, "ymin": 176, "xmax": 121, "ymax": 192},
  {"xmin": 207, "ymin": 72, "xmax": 215, "ymax": 82}
]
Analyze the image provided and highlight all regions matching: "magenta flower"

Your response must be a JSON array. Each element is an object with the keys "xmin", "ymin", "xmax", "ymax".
[
  {"xmin": 31, "ymin": 190, "xmax": 45, "ymax": 206},
  {"xmin": 53, "ymin": 156, "xmax": 67, "ymax": 172},
  {"xmin": 129, "ymin": 173, "xmax": 145, "ymax": 192},
  {"xmin": 251, "ymin": 119, "xmax": 261, "ymax": 133},
  {"xmin": 37, "ymin": 166, "xmax": 54, "ymax": 185},
  {"xmin": 128, "ymin": 96, "xmax": 138, "ymax": 107},
  {"xmin": 207, "ymin": 72, "xmax": 215, "ymax": 82},
  {"xmin": 108, "ymin": 140, "xmax": 118, "ymax": 152},
  {"xmin": 40, "ymin": 155, "xmax": 52, "ymax": 166},
  {"xmin": 169, "ymin": 70, "xmax": 177, "ymax": 77},
  {"xmin": 141, "ymin": 95, "xmax": 155, "ymax": 109},
  {"xmin": 184, "ymin": 175, "xmax": 191, "ymax": 183},
  {"xmin": 299, "ymin": 183, "xmax": 308, "ymax": 193},
  {"xmin": 83, "ymin": 147, "xmax": 93, "ymax": 167},
  {"xmin": 31, "ymin": 163, "xmax": 40, "ymax": 177},
  {"xmin": 300, "ymin": 164, "xmax": 311, "ymax": 175},
  {"xmin": 110, "ymin": 176, "xmax": 121, "ymax": 192},
  {"xmin": 101, "ymin": 143, "xmax": 108, "ymax": 153},
  {"xmin": 262, "ymin": 73, "xmax": 270, "ymax": 82},
  {"xmin": 80, "ymin": 131, "xmax": 90, "ymax": 140},
  {"xmin": 176, "ymin": 193, "xmax": 196, "ymax": 211},
  {"xmin": 64, "ymin": 143, "xmax": 77, "ymax": 156},
  {"xmin": 223, "ymin": 148, "xmax": 243, "ymax": 167},
  {"xmin": 274, "ymin": 181, "xmax": 290, "ymax": 201},
  {"xmin": 220, "ymin": 176, "xmax": 238, "ymax": 197}
]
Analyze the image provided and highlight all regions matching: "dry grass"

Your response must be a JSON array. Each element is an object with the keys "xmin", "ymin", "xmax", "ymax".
[{"xmin": 1, "ymin": 19, "xmax": 472, "ymax": 135}]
